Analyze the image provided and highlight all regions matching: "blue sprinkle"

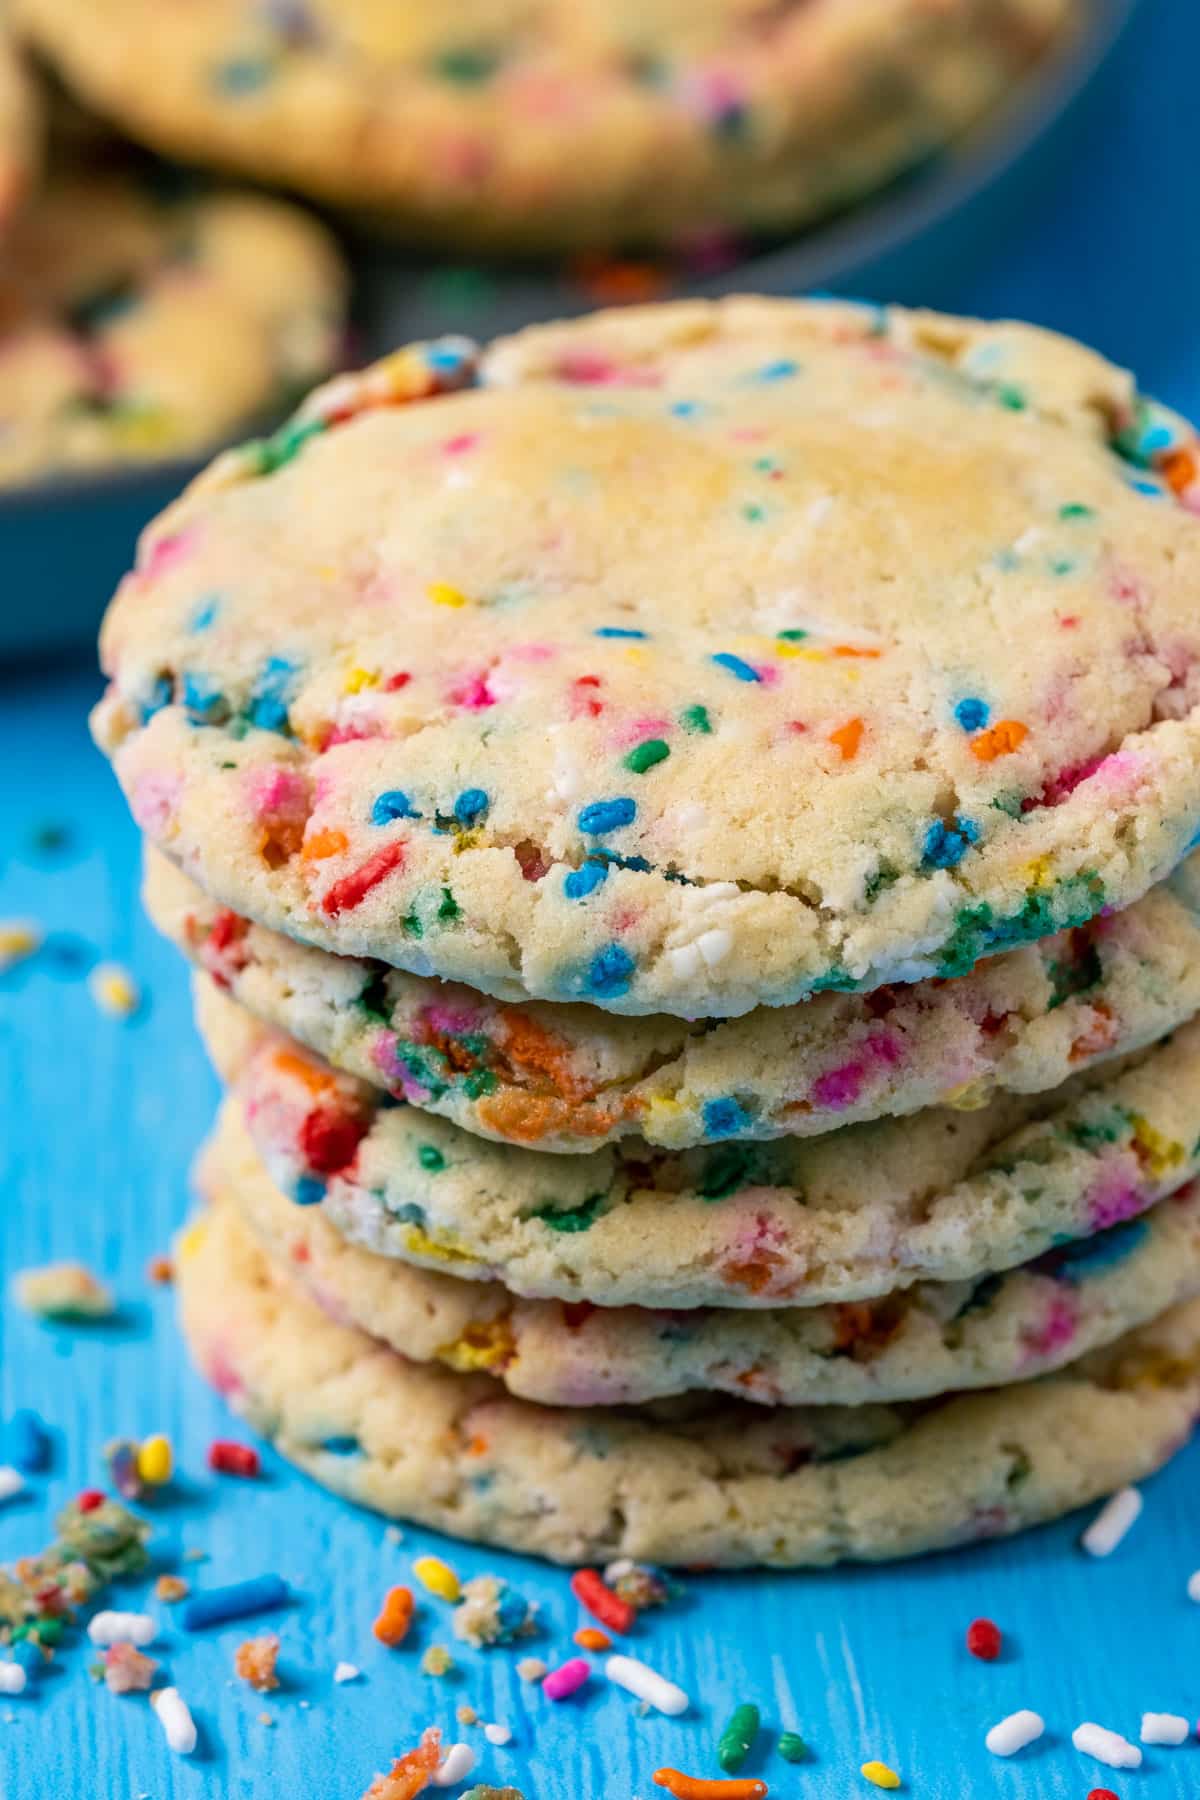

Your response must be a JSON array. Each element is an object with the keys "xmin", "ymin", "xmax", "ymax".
[
  {"xmin": 587, "ymin": 944, "xmax": 635, "ymax": 997},
  {"xmin": 1050, "ymin": 1217, "xmax": 1150, "ymax": 1280},
  {"xmin": 954, "ymin": 697, "xmax": 990, "ymax": 733},
  {"xmin": 564, "ymin": 859, "xmax": 609, "ymax": 900},
  {"xmin": 712, "ymin": 652, "xmax": 761, "ymax": 683},
  {"xmin": 921, "ymin": 816, "xmax": 980, "ymax": 870},
  {"xmin": 182, "ymin": 1574, "xmax": 290, "ymax": 1632},
  {"xmin": 1127, "ymin": 475, "xmax": 1167, "ymax": 498},
  {"xmin": 578, "ymin": 797, "xmax": 636, "ymax": 835},
  {"xmin": 11, "ymin": 1641, "xmax": 41, "ymax": 1678},
  {"xmin": 670, "ymin": 401, "xmax": 701, "ymax": 418},
  {"xmin": 189, "ymin": 595, "xmax": 220, "ymax": 632},
  {"xmin": 247, "ymin": 656, "xmax": 299, "ymax": 735},
  {"xmin": 427, "ymin": 340, "xmax": 475, "ymax": 375},
  {"xmin": 183, "ymin": 673, "xmax": 224, "ymax": 720},
  {"xmin": 214, "ymin": 56, "xmax": 274, "ymax": 95},
  {"xmin": 702, "ymin": 1096, "xmax": 753, "ymax": 1139},
  {"xmin": 454, "ymin": 788, "xmax": 489, "ymax": 826},
  {"xmin": 754, "ymin": 359, "xmax": 800, "ymax": 382},
  {"xmin": 141, "ymin": 674, "xmax": 173, "ymax": 721},
  {"xmin": 372, "ymin": 789, "xmax": 421, "ymax": 825},
  {"xmin": 594, "ymin": 627, "xmax": 648, "ymax": 639},
  {"xmin": 6, "ymin": 1409, "xmax": 50, "ymax": 1474},
  {"xmin": 293, "ymin": 1176, "xmax": 327, "ymax": 1207},
  {"xmin": 321, "ymin": 1436, "xmax": 361, "ymax": 1457}
]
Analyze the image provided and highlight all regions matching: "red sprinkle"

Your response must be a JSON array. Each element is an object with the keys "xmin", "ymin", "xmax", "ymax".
[
  {"xmin": 966, "ymin": 1618, "xmax": 1002, "ymax": 1661},
  {"xmin": 208, "ymin": 1441, "xmax": 261, "ymax": 1479},
  {"xmin": 76, "ymin": 1489, "xmax": 105, "ymax": 1513},
  {"xmin": 570, "ymin": 1568, "xmax": 635, "ymax": 1635},
  {"xmin": 321, "ymin": 841, "xmax": 407, "ymax": 917},
  {"xmin": 300, "ymin": 1105, "xmax": 367, "ymax": 1175},
  {"xmin": 1087, "ymin": 1791, "xmax": 1119, "ymax": 1800}
]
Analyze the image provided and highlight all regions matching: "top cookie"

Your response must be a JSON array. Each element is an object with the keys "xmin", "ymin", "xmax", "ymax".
[
  {"xmin": 16, "ymin": 0, "xmax": 1073, "ymax": 252},
  {"xmin": 93, "ymin": 299, "xmax": 1200, "ymax": 1019}
]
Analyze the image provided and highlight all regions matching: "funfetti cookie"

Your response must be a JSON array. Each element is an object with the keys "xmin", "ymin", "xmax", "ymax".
[
  {"xmin": 16, "ymin": 0, "xmax": 1073, "ymax": 252},
  {"xmin": 149, "ymin": 845, "xmax": 1200, "ymax": 1152},
  {"xmin": 207, "ymin": 1101, "xmax": 1200, "ymax": 1410},
  {"xmin": 93, "ymin": 301, "xmax": 1200, "ymax": 1019},
  {"xmin": 0, "ymin": 29, "xmax": 40, "ymax": 233},
  {"xmin": 0, "ymin": 166, "xmax": 346, "ymax": 486},
  {"xmin": 178, "ymin": 1199, "xmax": 1200, "ymax": 1568},
  {"xmin": 197, "ymin": 976, "xmax": 1200, "ymax": 1311}
]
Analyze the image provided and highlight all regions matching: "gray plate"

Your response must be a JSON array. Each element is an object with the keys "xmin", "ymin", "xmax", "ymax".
[{"xmin": 1, "ymin": 0, "xmax": 1138, "ymax": 663}]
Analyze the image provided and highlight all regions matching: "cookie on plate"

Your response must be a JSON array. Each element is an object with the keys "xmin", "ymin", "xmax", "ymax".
[
  {"xmin": 93, "ymin": 301, "xmax": 1200, "ymax": 1018},
  {"xmin": 150, "ymin": 845, "xmax": 1200, "ymax": 1151},
  {"xmin": 178, "ymin": 1198, "xmax": 1200, "ymax": 1567},
  {"xmin": 206, "ymin": 1100, "xmax": 1200, "ymax": 1410},
  {"xmin": 197, "ymin": 976, "xmax": 1200, "ymax": 1310},
  {"xmin": 16, "ymin": 0, "xmax": 1075, "ymax": 252},
  {"xmin": 0, "ymin": 164, "xmax": 346, "ymax": 486}
]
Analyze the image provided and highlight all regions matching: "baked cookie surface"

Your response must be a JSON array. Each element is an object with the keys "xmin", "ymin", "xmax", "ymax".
[
  {"xmin": 0, "ymin": 164, "xmax": 346, "ymax": 486},
  {"xmin": 207, "ymin": 1101, "xmax": 1200, "ymax": 1410},
  {"xmin": 0, "ymin": 29, "xmax": 40, "ymax": 233},
  {"xmin": 16, "ymin": 0, "xmax": 1074, "ymax": 251},
  {"xmin": 94, "ymin": 302, "xmax": 1200, "ymax": 1018},
  {"xmin": 198, "ymin": 978, "xmax": 1200, "ymax": 1310},
  {"xmin": 178, "ymin": 1198, "xmax": 1200, "ymax": 1568},
  {"xmin": 151, "ymin": 846, "xmax": 1200, "ymax": 1152}
]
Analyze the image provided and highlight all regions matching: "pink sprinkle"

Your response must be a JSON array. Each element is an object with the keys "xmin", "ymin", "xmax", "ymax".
[
  {"xmin": 130, "ymin": 771, "xmax": 181, "ymax": 836},
  {"xmin": 448, "ymin": 671, "xmax": 497, "ymax": 711},
  {"xmin": 243, "ymin": 766, "xmax": 307, "ymax": 821},
  {"xmin": 140, "ymin": 527, "xmax": 196, "ymax": 583},
  {"xmin": 610, "ymin": 715, "xmax": 674, "ymax": 750},
  {"xmin": 542, "ymin": 1657, "xmax": 590, "ymax": 1701},
  {"xmin": 442, "ymin": 433, "xmax": 480, "ymax": 456},
  {"xmin": 1087, "ymin": 1167, "xmax": 1147, "ymax": 1231},
  {"xmin": 811, "ymin": 1060, "xmax": 867, "ymax": 1110},
  {"xmin": 419, "ymin": 1001, "xmax": 481, "ymax": 1036},
  {"xmin": 1024, "ymin": 1293, "xmax": 1077, "ymax": 1358},
  {"xmin": 555, "ymin": 351, "xmax": 661, "ymax": 389}
]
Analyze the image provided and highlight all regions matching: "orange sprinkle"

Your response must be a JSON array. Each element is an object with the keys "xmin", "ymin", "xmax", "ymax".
[
  {"xmin": 831, "ymin": 644, "xmax": 882, "ymax": 659},
  {"xmin": 301, "ymin": 827, "xmax": 349, "ymax": 862},
  {"xmin": 829, "ymin": 717, "xmax": 864, "ymax": 761},
  {"xmin": 574, "ymin": 1627, "xmax": 612, "ymax": 1652},
  {"xmin": 570, "ymin": 255, "xmax": 671, "ymax": 306},
  {"xmin": 1163, "ymin": 447, "xmax": 1198, "ymax": 495},
  {"xmin": 361, "ymin": 1728, "xmax": 442, "ymax": 1800},
  {"xmin": 145, "ymin": 1254, "xmax": 174, "ymax": 1285},
  {"xmin": 271, "ymin": 1048, "xmax": 336, "ymax": 1096},
  {"xmin": 372, "ymin": 1584, "xmax": 415, "ymax": 1648},
  {"xmin": 970, "ymin": 719, "xmax": 1029, "ymax": 762},
  {"xmin": 653, "ymin": 1772, "xmax": 768, "ymax": 1800}
]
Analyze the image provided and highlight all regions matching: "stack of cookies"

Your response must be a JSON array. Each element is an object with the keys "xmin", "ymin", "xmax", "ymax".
[{"xmin": 93, "ymin": 297, "xmax": 1200, "ymax": 1568}]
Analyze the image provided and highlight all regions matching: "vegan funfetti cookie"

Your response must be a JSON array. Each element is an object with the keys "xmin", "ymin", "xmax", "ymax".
[
  {"xmin": 16, "ymin": 0, "xmax": 1074, "ymax": 252},
  {"xmin": 0, "ymin": 171, "xmax": 347, "ymax": 486},
  {"xmin": 207, "ymin": 1103, "xmax": 1200, "ymax": 1411},
  {"xmin": 178, "ymin": 1200, "xmax": 1200, "ymax": 1569},
  {"xmin": 94, "ymin": 302, "xmax": 1200, "ymax": 1018},
  {"xmin": 197, "ymin": 978, "xmax": 1200, "ymax": 1313},
  {"xmin": 150, "ymin": 846, "xmax": 1200, "ymax": 1152}
]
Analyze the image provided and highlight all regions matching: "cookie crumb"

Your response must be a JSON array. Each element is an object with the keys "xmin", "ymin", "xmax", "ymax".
[
  {"xmin": 103, "ymin": 1643, "xmax": 157, "ymax": 1694},
  {"xmin": 235, "ymin": 1634, "xmax": 281, "ymax": 1693},
  {"xmin": 88, "ymin": 962, "xmax": 141, "ymax": 1019},
  {"xmin": 15, "ymin": 1262, "xmax": 115, "ymax": 1321}
]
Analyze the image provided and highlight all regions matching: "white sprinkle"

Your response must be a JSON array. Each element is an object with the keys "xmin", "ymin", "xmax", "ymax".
[
  {"xmin": 603, "ymin": 1559, "xmax": 634, "ymax": 1584},
  {"xmin": 0, "ymin": 1467, "xmax": 25, "ymax": 1505},
  {"xmin": 668, "ymin": 943, "xmax": 702, "ymax": 982},
  {"xmin": 483, "ymin": 1723, "xmax": 512, "ymax": 1747},
  {"xmin": 333, "ymin": 1662, "xmax": 360, "ymax": 1684},
  {"xmin": 1081, "ymin": 1486, "xmax": 1143, "ymax": 1557},
  {"xmin": 151, "ymin": 1687, "xmax": 198, "ymax": 1756},
  {"xmin": 431, "ymin": 1742, "xmax": 476, "ymax": 1787},
  {"xmin": 1187, "ymin": 1568, "xmax": 1200, "ymax": 1603},
  {"xmin": 1072, "ymin": 1722, "xmax": 1142, "ymax": 1769},
  {"xmin": 985, "ymin": 1711, "xmax": 1045, "ymax": 1757},
  {"xmin": 605, "ymin": 1655, "xmax": 689, "ymax": 1717},
  {"xmin": 87, "ymin": 1611, "xmax": 155, "ymax": 1649},
  {"xmin": 1141, "ymin": 1712, "xmax": 1190, "ymax": 1745},
  {"xmin": 0, "ymin": 1665, "xmax": 27, "ymax": 1696},
  {"xmin": 695, "ymin": 928, "xmax": 732, "ymax": 970}
]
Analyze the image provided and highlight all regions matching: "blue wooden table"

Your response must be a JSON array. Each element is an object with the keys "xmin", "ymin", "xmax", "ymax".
[{"xmin": 3, "ymin": 5, "xmax": 1199, "ymax": 1795}]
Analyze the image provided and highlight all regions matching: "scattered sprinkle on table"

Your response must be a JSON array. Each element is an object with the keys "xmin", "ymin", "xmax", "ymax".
[
  {"xmin": 0, "ymin": 1468, "xmax": 24, "ymax": 1506},
  {"xmin": 965, "ymin": 1618, "xmax": 1002, "ymax": 1661},
  {"xmin": 87, "ymin": 1611, "xmax": 155, "ymax": 1648},
  {"xmin": 334, "ymin": 1662, "xmax": 361, "ymax": 1684},
  {"xmin": 0, "ymin": 921, "xmax": 42, "ymax": 971},
  {"xmin": 1087, "ymin": 1790, "xmax": 1120, "ymax": 1800},
  {"xmin": 1072, "ymin": 1723, "xmax": 1142, "ymax": 1769},
  {"xmin": 861, "ymin": 1761, "xmax": 902, "ymax": 1789},
  {"xmin": 182, "ymin": 1573, "xmax": 289, "ymax": 1631},
  {"xmin": 653, "ymin": 1771, "xmax": 767, "ymax": 1799},
  {"xmin": 570, "ymin": 1568, "xmax": 634, "ymax": 1635},
  {"xmin": 1081, "ymin": 1487, "xmax": 1143, "ymax": 1557},
  {"xmin": 374, "ymin": 1585, "xmax": 415, "ymax": 1647},
  {"xmin": 413, "ymin": 1556, "xmax": 460, "ymax": 1602},
  {"xmin": 208, "ymin": 1439, "xmax": 261, "ymax": 1478},
  {"xmin": 717, "ymin": 1703, "xmax": 760, "ymax": 1770},
  {"xmin": 0, "ymin": 1663, "xmax": 27, "ymax": 1696},
  {"xmin": 432, "ymin": 1743, "xmax": 477, "ymax": 1787},
  {"xmin": 14, "ymin": 1262, "xmax": 114, "ymax": 1320},
  {"xmin": 542, "ymin": 1657, "xmax": 590, "ymax": 1702},
  {"xmin": 574, "ymin": 1627, "xmax": 611, "ymax": 1651},
  {"xmin": 135, "ymin": 1434, "xmax": 173, "ymax": 1486},
  {"xmin": 1187, "ymin": 1568, "xmax": 1200, "ymax": 1603},
  {"xmin": 483, "ymin": 1723, "xmax": 512, "ymax": 1747},
  {"xmin": 777, "ymin": 1733, "xmax": 807, "ymax": 1764},
  {"xmin": 152, "ymin": 1686, "xmax": 198, "ymax": 1755},
  {"xmin": 605, "ymin": 1654, "xmax": 689, "ymax": 1716},
  {"xmin": 6, "ymin": 1409, "xmax": 50, "ymax": 1473},
  {"xmin": 88, "ymin": 962, "xmax": 141, "ymax": 1019},
  {"xmin": 984, "ymin": 1711, "xmax": 1044, "ymax": 1756},
  {"xmin": 1139, "ymin": 1712, "xmax": 1189, "ymax": 1745}
]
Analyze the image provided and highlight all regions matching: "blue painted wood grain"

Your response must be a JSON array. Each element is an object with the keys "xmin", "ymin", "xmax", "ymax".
[{"xmin": 2, "ymin": 5, "xmax": 1199, "ymax": 1794}]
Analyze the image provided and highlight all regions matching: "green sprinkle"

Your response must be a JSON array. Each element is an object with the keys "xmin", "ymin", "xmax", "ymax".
[
  {"xmin": 402, "ymin": 910, "xmax": 424, "ymax": 939},
  {"xmin": 680, "ymin": 704, "xmax": 712, "ymax": 734},
  {"xmin": 247, "ymin": 417, "xmax": 325, "ymax": 477},
  {"xmin": 778, "ymin": 1732, "xmax": 808, "ymax": 1764},
  {"xmin": 463, "ymin": 1069, "xmax": 497, "ymax": 1100},
  {"xmin": 532, "ymin": 1194, "xmax": 607, "ymax": 1234},
  {"xmin": 1059, "ymin": 502, "xmax": 1095, "ymax": 520},
  {"xmin": 433, "ymin": 46, "xmax": 499, "ymax": 83},
  {"xmin": 741, "ymin": 503, "xmax": 767, "ymax": 522},
  {"xmin": 438, "ymin": 886, "xmax": 461, "ymax": 922},
  {"xmin": 717, "ymin": 1703, "xmax": 760, "ymax": 1773},
  {"xmin": 624, "ymin": 738, "xmax": 670, "ymax": 774},
  {"xmin": 356, "ymin": 973, "xmax": 391, "ymax": 1022},
  {"xmin": 418, "ymin": 1145, "xmax": 446, "ymax": 1173},
  {"xmin": 776, "ymin": 628, "xmax": 809, "ymax": 642},
  {"xmin": 995, "ymin": 384, "xmax": 1027, "ymax": 411}
]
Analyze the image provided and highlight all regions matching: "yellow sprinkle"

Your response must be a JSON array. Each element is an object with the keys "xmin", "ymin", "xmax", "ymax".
[
  {"xmin": 175, "ymin": 1221, "xmax": 208, "ymax": 1263},
  {"xmin": 438, "ymin": 1318, "xmax": 516, "ymax": 1374},
  {"xmin": 88, "ymin": 962, "xmax": 141, "ymax": 1019},
  {"xmin": 428, "ymin": 581, "xmax": 470, "ymax": 609},
  {"xmin": 1131, "ymin": 1115, "xmax": 1186, "ymax": 1179},
  {"xmin": 0, "ymin": 920, "xmax": 42, "ymax": 969},
  {"xmin": 1020, "ymin": 855, "xmax": 1054, "ymax": 890},
  {"xmin": 420, "ymin": 1644, "xmax": 455, "ymax": 1677},
  {"xmin": 404, "ymin": 1226, "xmax": 474, "ymax": 1267},
  {"xmin": 136, "ymin": 1435, "xmax": 173, "ymax": 1486},
  {"xmin": 343, "ymin": 667, "xmax": 378, "ymax": 694},
  {"xmin": 413, "ymin": 1556, "xmax": 460, "ymax": 1602},
  {"xmin": 15, "ymin": 1261, "xmax": 114, "ymax": 1320},
  {"xmin": 942, "ymin": 1078, "xmax": 995, "ymax": 1112},
  {"xmin": 861, "ymin": 1761, "xmax": 901, "ymax": 1789}
]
